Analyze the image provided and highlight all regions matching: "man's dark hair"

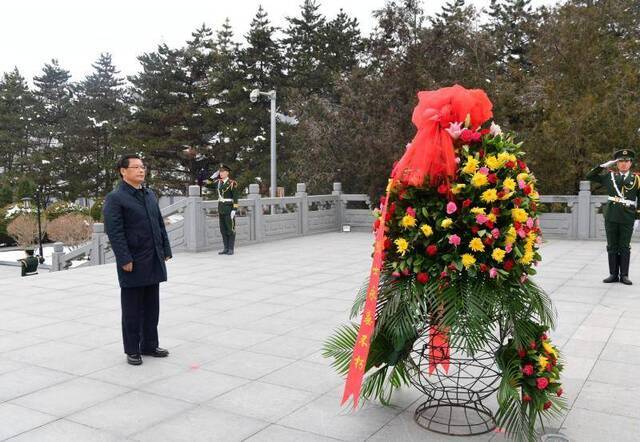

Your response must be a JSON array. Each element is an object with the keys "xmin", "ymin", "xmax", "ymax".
[
  {"xmin": 25, "ymin": 249, "xmax": 34, "ymax": 256},
  {"xmin": 116, "ymin": 154, "xmax": 142, "ymax": 178}
]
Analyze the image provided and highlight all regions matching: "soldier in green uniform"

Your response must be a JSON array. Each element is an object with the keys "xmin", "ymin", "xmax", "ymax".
[
  {"xmin": 587, "ymin": 149, "xmax": 640, "ymax": 285},
  {"xmin": 18, "ymin": 248, "xmax": 40, "ymax": 277},
  {"xmin": 205, "ymin": 164, "xmax": 239, "ymax": 255}
]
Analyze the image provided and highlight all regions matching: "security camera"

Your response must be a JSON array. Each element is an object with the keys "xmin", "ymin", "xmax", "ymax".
[{"xmin": 249, "ymin": 89, "xmax": 260, "ymax": 103}]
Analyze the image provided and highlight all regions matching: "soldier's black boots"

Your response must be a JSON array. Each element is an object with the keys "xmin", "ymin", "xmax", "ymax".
[
  {"xmin": 219, "ymin": 235, "xmax": 229, "ymax": 255},
  {"xmin": 603, "ymin": 253, "xmax": 620, "ymax": 283},
  {"xmin": 619, "ymin": 250, "xmax": 632, "ymax": 285},
  {"xmin": 227, "ymin": 236, "xmax": 235, "ymax": 255}
]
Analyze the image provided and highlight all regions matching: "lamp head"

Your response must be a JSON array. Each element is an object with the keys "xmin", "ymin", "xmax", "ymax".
[{"xmin": 249, "ymin": 89, "xmax": 260, "ymax": 103}]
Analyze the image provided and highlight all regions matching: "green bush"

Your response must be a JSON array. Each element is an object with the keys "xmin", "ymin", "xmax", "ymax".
[
  {"xmin": 90, "ymin": 198, "xmax": 105, "ymax": 222},
  {"xmin": 44, "ymin": 201, "xmax": 90, "ymax": 221}
]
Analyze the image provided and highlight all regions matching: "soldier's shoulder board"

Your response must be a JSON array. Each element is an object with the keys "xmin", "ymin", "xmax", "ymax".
[{"xmin": 229, "ymin": 180, "xmax": 238, "ymax": 188}]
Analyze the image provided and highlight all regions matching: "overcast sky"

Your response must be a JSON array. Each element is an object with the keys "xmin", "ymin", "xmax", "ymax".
[{"xmin": 1, "ymin": 0, "xmax": 558, "ymax": 82}]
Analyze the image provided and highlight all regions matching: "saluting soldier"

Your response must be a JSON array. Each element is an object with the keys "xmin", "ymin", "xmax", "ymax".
[
  {"xmin": 205, "ymin": 164, "xmax": 239, "ymax": 255},
  {"xmin": 587, "ymin": 149, "xmax": 640, "ymax": 285}
]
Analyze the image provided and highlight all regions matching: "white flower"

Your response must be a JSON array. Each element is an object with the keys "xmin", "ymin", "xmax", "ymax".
[
  {"xmin": 489, "ymin": 122, "xmax": 502, "ymax": 137},
  {"xmin": 445, "ymin": 121, "xmax": 464, "ymax": 140}
]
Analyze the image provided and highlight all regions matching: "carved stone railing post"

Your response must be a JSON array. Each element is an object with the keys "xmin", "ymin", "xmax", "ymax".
[
  {"xmin": 332, "ymin": 182, "xmax": 344, "ymax": 231},
  {"xmin": 577, "ymin": 180, "xmax": 591, "ymax": 240},
  {"xmin": 90, "ymin": 223, "xmax": 107, "ymax": 265},
  {"xmin": 296, "ymin": 183, "xmax": 309, "ymax": 235},
  {"xmin": 184, "ymin": 185, "xmax": 208, "ymax": 252},
  {"xmin": 51, "ymin": 242, "xmax": 65, "ymax": 272},
  {"xmin": 247, "ymin": 183, "xmax": 263, "ymax": 242}
]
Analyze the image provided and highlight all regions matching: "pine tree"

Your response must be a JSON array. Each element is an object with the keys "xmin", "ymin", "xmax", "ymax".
[
  {"xmin": 73, "ymin": 53, "xmax": 128, "ymax": 195},
  {"xmin": 0, "ymin": 68, "xmax": 36, "ymax": 175}
]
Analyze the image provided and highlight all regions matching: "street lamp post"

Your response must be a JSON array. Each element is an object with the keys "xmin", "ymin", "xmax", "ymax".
[
  {"xmin": 250, "ymin": 88, "xmax": 277, "ymax": 199},
  {"xmin": 21, "ymin": 191, "xmax": 43, "ymax": 258}
]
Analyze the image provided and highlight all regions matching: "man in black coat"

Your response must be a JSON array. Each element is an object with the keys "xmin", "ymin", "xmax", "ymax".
[{"xmin": 103, "ymin": 154, "xmax": 172, "ymax": 365}]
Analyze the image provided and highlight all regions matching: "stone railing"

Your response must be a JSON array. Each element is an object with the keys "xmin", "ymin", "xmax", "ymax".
[{"xmin": 50, "ymin": 183, "xmax": 372, "ymax": 271}]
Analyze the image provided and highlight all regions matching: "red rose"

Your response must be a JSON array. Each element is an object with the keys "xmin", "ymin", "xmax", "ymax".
[
  {"xmin": 478, "ymin": 149, "xmax": 485, "ymax": 158},
  {"xmin": 437, "ymin": 183, "xmax": 449, "ymax": 195},
  {"xmin": 426, "ymin": 245, "xmax": 438, "ymax": 256},
  {"xmin": 471, "ymin": 132, "xmax": 482, "ymax": 142},
  {"xmin": 480, "ymin": 128, "xmax": 490, "ymax": 136},
  {"xmin": 491, "ymin": 207, "xmax": 501, "ymax": 215},
  {"xmin": 373, "ymin": 219, "xmax": 381, "ymax": 230},
  {"xmin": 522, "ymin": 364, "xmax": 534, "ymax": 376},
  {"xmin": 460, "ymin": 129, "xmax": 475, "ymax": 143},
  {"xmin": 471, "ymin": 226, "xmax": 480, "ymax": 235},
  {"xmin": 389, "ymin": 202, "xmax": 396, "ymax": 215},
  {"xmin": 543, "ymin": 401, "xmax": 552, "ymax": 410},
  {"xmin": 557, "ymin": 388, "xmax": 563, "ymax": 397},
  {"xmin": 384, "ymin": 238, "xmax": 392, "ymax": 250},
  {"xmin": 379, "ymin": 196, "xmax": 387, "ymax": 206},
  {"xmin": 483, "ymin": 237, "xmax": 494, "ymax": 246},
  {"xmin": 497, "ymin": 190, "xmax": 505, "ymax": 199},
  {"xmin": 523, "ymin": 394, "xmax": 532, "ymax": 402},
  {"xmin": 517, "ymin": 349, "xmax": 526, "ymax": 358},
  {"xmin": 392, "ymin": 271, "xmax": 401, "ymax": 278},
  {"xmin": 541, "ymin": 333, "xmax": 548, "ymax": 340},
  {"xmin": 448, "ymin": 263, "xmax": 457, "ymax": 271},
  {"xmin": 529, "ymin": 340, "xmax": 537, "ymax": 349},
  {"xmin": 513, "ymin": 198, "xmax": 522, "ymax": 207},
  {"xmin": 479, "ymin": 263, "xmax": 488, "ymax": 272},
  {"xmin": 416, "ymin": 272, "xmax": 429, "ymax": 284},
  {"xmin": 514, "ymin": 221, "xmax": 521, "ymax": 230},
  {"xmin": 505, "ymin": 161, "xmax": 515, "ymax": 169},
  {"xmin": 485, "ymin": 221, "xmax": 494, "ymax": 229},
  {"xmin": 488, "ymin": 173, "xmax": 498, "ymax": 184},
  {"xmin": 384, "ymin": 212, "xmax": 392, "ymax": 222},
  {"xmin": 402, "ymin": 268, "xmax": 410, "ymax": 276},
  {"xmin": 518, "ymin": 159, "xmax": 527, "ymax": 170},
  {"xmin": 440, "ymin": 271, "xmax": 448, "ymax": 279},
  {"xmin": 463, "ymin": 198, "xmax": 472, "ymax": 208},
  {"xmin": 504, "ymin": 260, "xmax": 515, "ymax": 271},
  {"xmin": 523, "ymin": 185, "xmax": 532, "ymax": 195},
  {"xmin": 536, "ymin": 377, "xmax": 549, "ymax": 390}
]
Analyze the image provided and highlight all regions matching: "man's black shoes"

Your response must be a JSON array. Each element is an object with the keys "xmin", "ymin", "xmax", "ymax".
[
  {"xmin": 603, "ymin": 274, "xmax": 619, "ymax": 283},
  {"xmin": 142, "ymin": 347, "xmax": 170, "ymax": 357},
  {"xmin": 127, "ymin": 354, "xmax": 143, "ymax": 365},
  {"xmin": 218, "ymin": 250, "xmax": 228, "ymax": 255}
]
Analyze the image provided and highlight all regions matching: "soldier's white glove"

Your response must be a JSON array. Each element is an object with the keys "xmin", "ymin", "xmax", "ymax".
[
  {"xmin": 600, "ymin": 159, "xmax": 617, "ymax": 168},
  {"xmin": 230, "ymin": 210, "xmax": 236, "ymax": 220},
  {"xmin": 634, "ymin": 220, "xmax": 639, "ymax": 232},
  {"xmin": 210, "ymin": 170, "xmax": 220, "ymax": 180}
]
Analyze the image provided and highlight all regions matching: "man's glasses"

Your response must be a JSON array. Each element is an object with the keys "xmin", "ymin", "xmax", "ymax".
[{"xmin": 126, "ymin": 165, "xmax": 147, "ymax": 170}]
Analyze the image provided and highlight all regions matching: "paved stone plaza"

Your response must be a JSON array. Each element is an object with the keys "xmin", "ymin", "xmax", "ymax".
[{"xmin": 0, "ymin": 232, "xmax": 638, "ymax": 441}]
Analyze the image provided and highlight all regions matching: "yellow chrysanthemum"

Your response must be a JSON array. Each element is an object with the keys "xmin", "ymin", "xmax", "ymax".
[
  {"xmin": 462, "ymin": 156, "xmax": 479, "ymax": 174},
  {"xmin": 497, "ymin": 152, "xmax": 512, "ymax": 164},
  {"xmin": 441, "ymin": 218, "xmax": 453, "ymax": 229},
  {"xmin": 542, "ymin": 341, "xmax": 559, "ymax": 358},
  {"xmin": 511, "ymin": 208, "xmax": 528, "ymax": 223},
  {"xmin": 485, "ymin": 155, "xmax": 503, "ymax": 171},
  {"xmin": 470, "ymin": 207, "xmax": 486, "ymax": 215},
  {"xmin": 395, "ymin": 238, "xmax": 409, "ymax": 256},
  {"xmin": 471, "ymin": 172, "xmax": 489, "ymax": 188},
  {"xmin": 517, "ymin": 172, "xmax": 529, "ymax": 182},
  {"xmin": 502, "ymin": 177, "xmax": 516, "ymax": 191},
  {"xmin": 538, "ymin": 354, "xmax": 549, "ymax": 372},
  {"xmin": 461, "ymin": 253, "xmax": 476, "ymax": 268},
  {"xmin": 481, "ymin": 188, "xmax": 498, "ymax": 203},
  {"xmin": 519, "ymin": 251, "xmax": 535, "ymax": 265},
  {"xmin": 386, "ymin": 179, "xmax": 396, "ymax": 193},
  {"xmin": 487, "ymin": 213, "xmax": 497, "ymax": 223},
  {"xmin": 400, "ymin": 214, "xmax": 417, "ymax": 229},
  {"xmin": 420, "ymin": 224, "xmax": 433, "ymax": 237},
  {"xmin": 492, "ymin": 248, "xmax": 506, "ymax": 263},
  {"xmin": 451, "ymin": 183, "xmax": 466, "ymax": 195},
  {"xmin": 500, "ymin": 191, "xmax": 514, "ymax": 200},
  {"xmin": 505, "ymin": 226, "xmax": 517, "ymax": 245},
  {"xmin": 530, "ymin": 190, "xmax": 540, "ymax": 201},
  {"xmin": 469, "ymin": 238, "xmax": 485, "ymax": 252}
]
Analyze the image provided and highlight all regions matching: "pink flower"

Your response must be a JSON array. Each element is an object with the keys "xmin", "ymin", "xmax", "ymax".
[
  {"xmin": 491, "ymin": 228, "xmax": 500, "ymax": 239},
  {"xmin": 518, "ymin": 180, "xmax": 526, "ymax": 189},
  {"xmin": 517, "ymin": 229, "xmax": 527, "ymax": 238},
  {"xmin": 479, "ymin": 167, "xmax": 490, "ymax": 175},
  {"xmin": 489, "ymin": 122, "xmax": 502, "ymax": 137},
  {"xmin": 476, "ymin": 214, "xmax": 488, "ymax": 225},
  {"xmin": 526, "ymin": 217, "xmax": 534, "ymax": 229},
  {"xmin": 522, "ymin": 364, "xmax": 534, "ymax": 376},
  {"xmin": 406, "ymin": 206, "xmax": 416, "ymax": 217},
  {"xmin": 505, "ymin": 244, "xmax": 512, "ymax": 253},
  {"xmin": 536, "ymin": 377, "xmax": 549, "ymax": 390},
  {"xmin": 449, "ymin": 234, "xmax": 461, "ymax": 247},
  {"xmin": 455, "ymin": 157, "xmax": 461, "ymax": 164},
  {"xmin": 489, "ymin": 267, "xmax": 498, "ymax": 278},
  {"xmin": 446, "ymin": 201, "xmax": 457, "ymax": 215},
  {"xmin": 445, "ymin": 121, "xmax": 464, "ymax": 140}
]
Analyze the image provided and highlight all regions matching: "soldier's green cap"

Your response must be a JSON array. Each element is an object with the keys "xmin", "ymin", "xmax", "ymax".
[
  {"xmin": 614, "ymin": 149, "xmax": 635, "ymax": 161},
  {"xmin": 219, "ymin": 163, "xmax": 231, "ymax": 172}
]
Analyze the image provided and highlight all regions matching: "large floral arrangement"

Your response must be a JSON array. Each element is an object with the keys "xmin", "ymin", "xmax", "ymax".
[{"xmin": 324, "ymin": 85, "xmax": 565, "ymax": 441}]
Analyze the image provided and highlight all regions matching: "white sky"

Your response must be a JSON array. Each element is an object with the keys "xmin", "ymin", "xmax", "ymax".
[{"xmin": 1, "ymin": 0, "xmax": 558, "ymax": 82}]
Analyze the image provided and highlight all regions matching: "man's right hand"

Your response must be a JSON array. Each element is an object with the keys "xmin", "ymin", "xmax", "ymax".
[
  {"xmin": 600, "ymin": 159, "xmax": 617, "ymax": 168},
  {"xmin": 122, "ymin": 262, "xmax": 133, "ymax": 272}
]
